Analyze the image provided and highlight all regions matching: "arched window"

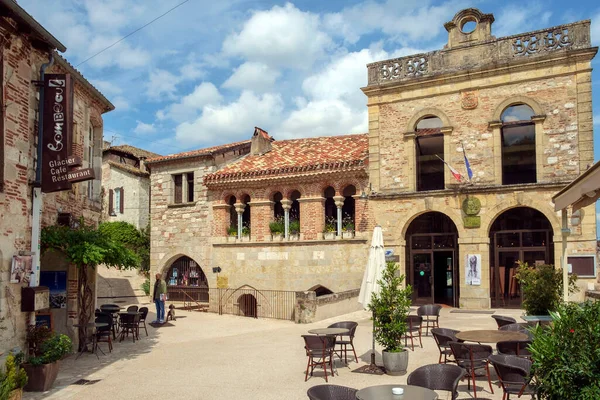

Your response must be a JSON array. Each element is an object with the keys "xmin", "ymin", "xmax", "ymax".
[
  {"xmin": 273, "ymin": 192, "xmax": 284, "ymax": 220},
  {"xmin": 228, "ymin": 195, "xmax": 237, "ymax": 228},
  {"xmin": 290, "ymin": 190, "xmax": 301, "ymax": 235},
  {"xmin": 242, "ymin": 194, "xmax": 251, "ymax": 235},
  {"xmin": 415, "ymin": 116, "xmax": 444, "ymax": 191},
  {"xmin": 501, "ymin": 104, "xmax": 536, "ymax": 185},
  {"xmin": 342, "ymin": 185, "xmax": 356, "ymax": 232},
  {"xmin": 324, "ymin": 186, "xmax": 336, "ymax": 232}
]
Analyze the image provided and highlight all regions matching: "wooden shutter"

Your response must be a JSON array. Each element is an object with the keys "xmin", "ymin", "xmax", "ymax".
[
  {"xmin": 187, "ymin": 172, "xmax": 194, "ymax": 202},
  {"xmin": 109, "ymin": 189, "xmax": 114, "ymax": 215},
  {"xmin": 174, "ymin": 175, "xmax": 182, "ymax": 203},
  {"xmin": 120, "ymin": 187, "xmax": 124, "ymax": 214}
]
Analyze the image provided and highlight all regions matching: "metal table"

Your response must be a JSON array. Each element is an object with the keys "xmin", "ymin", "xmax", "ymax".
[
  {"xmin": 521, "ymin": 315, "xmax": 553, "ymax": 325},
  {"xmin": 308, "ymin": 328, "xmax": 349, "ymax": 336},
  {"xmin": 72, "ymin": 322, "xmax": 109, "ymax": 359},
  {"xmin": 455, "ymin": 329, "xmax": 528, "ymax": 343},
  {"xmin": 356, "ymin": 384, "xmax": 438, "ymax": 400}
]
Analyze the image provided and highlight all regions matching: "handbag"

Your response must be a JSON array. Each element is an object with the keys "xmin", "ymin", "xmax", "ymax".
[{"xmin": 159, "ymin": 293, "xmax": 168, "ymax": 301}]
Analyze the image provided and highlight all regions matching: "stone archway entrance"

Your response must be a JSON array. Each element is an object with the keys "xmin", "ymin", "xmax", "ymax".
[
  {"xmin": 489, "ymin": 207, "xmax": 554, "ymax": 308},
  {"xmin": 405, "ymin": 212, "xmax": 459, "ymax": 307},
  {"xmin": 165, "ymin": 256, "xmax": 209, "ymax": 303},
  {"xmin": 238, "ymin": 293, "xmax": 258, "ymax": 318}
]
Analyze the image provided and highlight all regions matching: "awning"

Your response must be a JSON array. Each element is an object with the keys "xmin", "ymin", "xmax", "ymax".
[{"xmin": 552, "ymin": 161, "xmax": 600, "ymax": 212}]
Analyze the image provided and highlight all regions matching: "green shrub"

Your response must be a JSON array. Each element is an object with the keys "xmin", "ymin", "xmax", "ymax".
[
  {"xmin": 269, "ymin": 218, "xmax": 284, "ymax": 234},
  {"xmin": 241, "ymin": 225, "xmax": 250, "ymax": 236},
  {"xmin": 142, "ymin": 278, "xmax": 150, "ymax": 296},
  {"xmin": 227, "ymin": 226, "xmax": 237, "ymax": 237},
  {"xmin": 0, "ymin": 353, "xmax": 28, "ymax": 398},
  {"xmin": 289, "ymin": 220, "xmax": 300, "ymax": 234},
  {"xmin": 342, "ymin": 214, "xmax": 354, "ymax": 232},
  {"xmin": 368, "ymin": 262, "xmax": 412, "ymax": 352},
  {"xmin": 323, "ymin": 216, "xmax": 336, "ymax": 233},
  {"xmin": 529, "ymin": 301, "xmax": 600, "ymax": 399},
  {"xmin": 515, "ymin": 262, "xmax": 578, "ymax": 315},
  {"xmin": 29, "ymin": 334, "xmax": 72, "ymax": 366}
]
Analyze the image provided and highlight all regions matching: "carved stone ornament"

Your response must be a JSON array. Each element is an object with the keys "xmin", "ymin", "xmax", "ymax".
[
  {"xmin": 463, "ymin": 215, "xmax": 481, "ymax": 229},
  {"xmin": 462, "ymin": 196, "xmax": 481, "ymax": 216},
  {"xmin": 461, "ymin": 91, "xmax": 478, "ymax": 110}
]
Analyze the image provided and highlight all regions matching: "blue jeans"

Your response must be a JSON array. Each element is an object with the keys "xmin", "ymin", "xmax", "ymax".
[{"xmin": 154, "ymin": 299, "xmax": 165, "ymax": 321}]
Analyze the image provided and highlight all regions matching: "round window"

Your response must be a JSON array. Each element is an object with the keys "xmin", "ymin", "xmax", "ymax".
[{"xmin": 461, "ymin": 20, "xmax": 477, "ymax": 34}]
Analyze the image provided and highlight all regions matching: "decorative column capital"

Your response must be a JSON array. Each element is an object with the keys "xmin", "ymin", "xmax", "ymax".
[
  {"xmin": 281, "ymin": 199, "xmax": 293, "ymax": 210},
  {"xmin": 234, "ymin": 202, "xmax": 246, "ymax": 214},
  {"xmin": 333, "ymin": 195, "xmax": 345, "ymax": 208}
]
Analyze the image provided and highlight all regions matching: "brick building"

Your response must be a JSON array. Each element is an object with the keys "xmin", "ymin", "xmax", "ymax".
[
  {"xmin": 0, "ymin": 1, "xmax": 113, "ymax": 354},
  {"xmin": 148, "ymin": 9, "xmax": 597, "ymax": 311}
]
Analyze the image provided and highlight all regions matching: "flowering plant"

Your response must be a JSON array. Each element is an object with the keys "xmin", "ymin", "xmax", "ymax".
[
  {"xmin": 342, "ymin": 214, "xmax": 354, "ymax": 232},
  {"xmin": 323, "ymin": 216, "xmax": 336, "ymax": 233}
]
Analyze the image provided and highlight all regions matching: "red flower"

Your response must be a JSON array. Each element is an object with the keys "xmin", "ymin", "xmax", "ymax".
[{"xmin": 570, "ymin": 329, "xmax": 575, "ymax": 333}]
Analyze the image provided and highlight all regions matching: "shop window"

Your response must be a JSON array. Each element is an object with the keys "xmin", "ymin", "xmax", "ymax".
[
  {"xmin": 501, "ymin": 104, "xmax": 536, "ymax": 185},
  {"xmin": 173, "ymin": 172, "xmax": 194, "ymax": 203}
]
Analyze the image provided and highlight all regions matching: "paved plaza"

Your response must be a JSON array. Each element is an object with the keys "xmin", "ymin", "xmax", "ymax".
[{"xmin": 23, "ymin": 306, "xmax": 526, "ymax": 400}]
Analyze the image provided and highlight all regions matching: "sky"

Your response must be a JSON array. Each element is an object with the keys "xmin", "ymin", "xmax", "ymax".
[{"xmin": 19, "ymin": 0, "xmax": 600, "ymax": 235}]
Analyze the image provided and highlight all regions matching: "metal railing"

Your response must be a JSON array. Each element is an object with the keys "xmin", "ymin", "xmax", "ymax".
[{"xmin": 166, "ymin": 286, "xmax": 296, "ymax": 321}]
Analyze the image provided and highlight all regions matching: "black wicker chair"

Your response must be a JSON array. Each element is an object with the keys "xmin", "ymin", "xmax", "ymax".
[
  {"xmin": 431, "ymin": 327, "xmax": 460, "ymax": 364},
  {"xmin": 489, "ymin": 354, "xmax": 535, "ymax": 400},
  {"xmin": 138, "ymin": 307, "xmax": 149, "ymax": 337},
  {"xmin": 306, "ymin": 384, "xmax": 357, "ymax": 400},
  {"xmin": 496, "ymin": 340, "xmax": 532, "ymax": 358},
  {"xmin": 449, "ymin": 341, "xmax": 494, "ymax": 398},
  {"xmin": 94, "ymin": 313, "xmax": 113, "ymax": 353},
  {"xmin": 492, "ymin": 315, "xmax": 517, "ymax": 328},
  {"xmin": 119, "ymin": 312, "xmax": 140, "ymax": 342},
  {"xmin": 327, "ymin": 321, "xmax": 358, "ymax": 363},
  {"xmin": 127, "ymin": 305, "xmax": 139, "ymax": 312},
  {"xmin": 302, "ymin": 335, "xmax": 336, "ymax": 382},
  {"xmin": 417, "ymin": 304, "xmax": 442, "ymax": 336},
  {"xmin": 403, "ymin": 315, "xmax": 423, "ymax": 350},
  {"xmin": 407, "ymin": 364, "xmax": 465, "ymax": 400}
]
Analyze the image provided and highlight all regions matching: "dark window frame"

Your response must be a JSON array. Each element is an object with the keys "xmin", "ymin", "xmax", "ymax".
[{"xmin": 416, "ymin": 133, "xmax": 445, "ymax": 192}]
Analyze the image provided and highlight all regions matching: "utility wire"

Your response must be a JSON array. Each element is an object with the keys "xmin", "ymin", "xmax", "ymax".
[{"xmin": 75, "ymin": 0, "xmax": 191, "ymax": 67}]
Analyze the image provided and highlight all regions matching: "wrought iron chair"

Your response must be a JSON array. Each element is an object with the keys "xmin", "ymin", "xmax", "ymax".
[
  {"xmin": 306, "ymin": 384, "xmax": 358, "ymax": 400},
  {"xmin": 492, "ymin": 315, "xmax": 517, "ymax": 328},
  {"xmin": 489, "ymin": 354, "xmax": 535, "ymax": 400},
  {"xmin": 403, "ymin": 315, "xmax": 423, "ymax": 350},
  {"xmin": 138, "ymin": 307, "xmax": 149, "ymax": 337},
  {"xmin": 496, "ymin": 340, "xmax": 532, "ymax": 358},
  {"xmin": 100, "ymin": 304, "xmax": 121, "ymax": 336},
  {"xmin": 327, "ymin": 321, "xmax": 358, "ymax": 363},
  {"xmin": 126, "ymin": 305, "xmax": 139, "ymax": 312},
  {"xmin": 449, "ymin": 341, "xmax": 494, "ymax": 398},
  {"xmin": 431, "ymin": 327, "xmax": 460, "ymax": 364},
  {"xmin": 302, "ymin": 335, "xmax": 336, "ymax": 382},
  {"xmin": 119, "ymin": 312, "xmax": 140, "ymax": 342},
  {"xmin": 407, "ymin": 364, "xmax": 465, "ymax": 400},
  {"xmin": 417, "ymin": 304, "xmax": 442, "ymax": 336},
  {"xmin": 94, "ymin": 313, "xmax": 113, "ymax": 353}
]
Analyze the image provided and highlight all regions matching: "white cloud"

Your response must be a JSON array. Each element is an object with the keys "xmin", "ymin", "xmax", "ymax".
[
  {"xmin": 222, "ymin": 3, "xmax": 333, "ymax": 69},
  {"xmin": 494, "ymin": 4, "xmax": 552, "ymax": 38},
  {"xmin": 158, "ymin": 82, "xmax": 223, "ymax": 122},
  {"xmin": 134, "ymin": 121, "xmax": 157, "ymax": 134},
  {"xmin": 146, "ymin": 69, "xmax": 180, "ymax": 99},
  {"xmin": 222, "ymin": 62, "xmax": 281, "ymax": 92},
  {"xmin": 594, "ymin": 114, "xmax": 600, "ymax": 126},
  {"xmin": 92, "ymin": 79, "xmax": 123, "ymax": 96},
  {"xmin": 180, "ymin": 62, "xmax": 205, "ymax": 81},
  {"xmin": 175, "ymin": 91, "xmax": 284, "ymax": 145},
  {"xmin": 111, "ymin": 96, "xmax": 130, "ymax": 111}
]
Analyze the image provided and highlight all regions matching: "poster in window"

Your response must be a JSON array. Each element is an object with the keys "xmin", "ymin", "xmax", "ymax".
[
  {"xmin": 10, "ymin": 255, "xmax": 33, "ymax": 284},
  {"xmin": 465, "ymin": 254, "xmax": 481, "ymax": 285},
  {"xmin": 40, "ymin": 271, "xmax": 67, "ymax": 309}
]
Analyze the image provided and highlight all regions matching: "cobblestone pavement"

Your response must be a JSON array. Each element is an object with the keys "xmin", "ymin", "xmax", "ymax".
[{"xmin": 23, "ymin": 305, "xmax": 527, "ymax": 400}]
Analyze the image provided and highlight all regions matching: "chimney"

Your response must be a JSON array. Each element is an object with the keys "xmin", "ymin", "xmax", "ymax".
[
  {"xmin": 250, "ymin": 127, "xmax": 273, "ymax": 156},
  {"xmin": 139, "ymin": 156, "xmax": 147, "ymax": 173}
]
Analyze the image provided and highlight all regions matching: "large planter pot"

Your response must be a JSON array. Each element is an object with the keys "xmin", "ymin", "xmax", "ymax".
[
  {"xmin": 23, "ymin": 361, "xmax": 60, "ymax": 392},
  {"xmin": 240, "ymin": 235, "xmax": 250, "ymax": 242},
  {"xmin": 8, "ymin": 388, "xmax": 23, "ymax": 400},
  {"xmin": 342, "ymin": 231, "xmax": 354, "ymax": 239},
  {"xmin": 323, "ymin": 232, "xmax": 336, "ymax": 240},
  {"xmin": 289, "ymin": 233, "xmax": 299, "ymax": 241},
  {"xmin": 382, "ymin": 350, "xmax": 409, "ymax": 376},
  {"xmin": 227, "ymin": 236, "xmax": 237, "ymax": 243},
  {"xmin": 271, "ymin": 233, "xmax": 283, "ymax": 241}
]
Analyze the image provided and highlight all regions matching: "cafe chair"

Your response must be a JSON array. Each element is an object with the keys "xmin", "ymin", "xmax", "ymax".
[
  {"xmin": 100, "ymin": 304, "xmax": 121, "ymax": 335},
  {"xmin": 138, "ymin": 307, "xmax": 149, "ymax": 337},
  {"xmin": 407, "ymin": 364, "xmax": 465, "ymax": 400},
  {"xmin": 306, "ymin": 384, "xmax": 357, "ymax": 400},
  {"xmin": 402, "ymin": 315, "xmax": 423, "ymax": 350},
  {"xmin": 417, "ymin": 304, "xmax": 442, "ymax": 336},
  {"xmin": 126, "ymin": 305, "xmax": 139, "ymax": 312},
  {"xmin": 449, "ymin": 341, "xmax": 494, "ymax": 398},
  {"xmin": 496, "ymin": 340, "xmax": 532, "ymax": 358},
  {"xmin": 431, "ymin": 328, "xmax": 461, "ymax": 364},
  {"xmin": 119, "ymin": 313, "xmax": 140, "ymax": 343},
  {"xmin": 94, "ymin": 313, "xmax": 113, "ymax": 353},
  {"xmin": 492, "ymin": 315, "xmax": 517, "ymax": 328},
  {"xmin": 488, "ymin": 354, "xmax": 535, "ymax": 400},
  {"xmin": 327, "ymin": 321, "xmax": 358, "ymax": 363},
  {"xmin": 302, "ymin": 335, "xmax": 336, "ymax": 382}
]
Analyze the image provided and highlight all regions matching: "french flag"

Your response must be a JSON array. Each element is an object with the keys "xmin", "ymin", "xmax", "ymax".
[
  {"xmin": 463, "ymin": 145, "xmax": 473, "ymax": 181},
  {"xmin": 436, "ymin": 155, "xmax": 463, "ymax": 182}
]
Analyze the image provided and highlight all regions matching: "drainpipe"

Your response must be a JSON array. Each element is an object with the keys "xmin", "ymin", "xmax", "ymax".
[
  {"xmin": 30, "ymin": 53, "xmax": 54, "ymax": 288},
  {"xmin": 561, "ymin": 209, "xmax": 570, "ymax": 302}
]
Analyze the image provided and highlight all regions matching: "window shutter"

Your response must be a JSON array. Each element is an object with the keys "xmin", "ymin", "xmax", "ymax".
[
  {"xmin": 120, "ymin": 187, "xmax": 124, "ymax": 214},
  {"xmin": 109, "ymin": 189, "xmax": 114, "ymax": 215},
  {"xmin": 174, "ymin": 175, "xmax": 182, "ymax": 203}
]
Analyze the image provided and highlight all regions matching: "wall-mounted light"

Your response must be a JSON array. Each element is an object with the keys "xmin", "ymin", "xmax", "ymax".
[{"xmin": 212, "ymin": 266, "xmax": 222, "ymax": 273}]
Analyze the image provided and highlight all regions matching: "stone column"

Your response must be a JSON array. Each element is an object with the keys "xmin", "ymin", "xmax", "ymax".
[
  {"xmin": 297, "ymin": 197, "xmax": 325, "ymax": 240},
  {"xmin": 212, "ymin": 204, "xmax": 231, "ymax": 238},
  {"xmin": 234, "ymin": 202, "xmax": 245, "ymax": 239},
  {"xmin": 531, "ymin": 115, "xmax": 546, "ymax": 183},
  {"xmin": 281, "ymin": 199, "xmax": 292, "ymax": 239},
  {"xmin": 458, "ymin": 237, "xmax": 491, "ymax": 309},
  {"xmin": 441, "ymin": 127, "xmax": 453, "ymax": 188},
  {"xmin": 333, "ymin": 195, "xmax": 344, "ymax": 236},
  {"xmin": 248, "ymin": 200, "xmax": 273, "ymax": 241},
  {"xmin": 488, "ymin": 120, "xmax": 503, "ymax": 185}
]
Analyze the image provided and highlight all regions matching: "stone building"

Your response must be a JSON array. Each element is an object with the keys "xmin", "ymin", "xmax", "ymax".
[
  {"xmin": 148, "ymin": 9, "xmax": 597, "ymax": 312},
  {"xmin": 102, "ymin": 144, "xmax": 160, "ymax": 230},
  {"xmin": 0, "ymin": 0, "xmax": 113, "ymax": 354}
]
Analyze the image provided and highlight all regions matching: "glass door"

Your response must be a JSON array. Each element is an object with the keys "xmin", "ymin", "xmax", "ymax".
[{"xmin": 412, "ymin": 253, "xmax": 432, "ymax": 304}]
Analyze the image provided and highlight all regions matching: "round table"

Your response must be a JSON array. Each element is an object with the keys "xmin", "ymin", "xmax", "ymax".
[
  {"xmin": 100, "ymin": 305, "xmax": 122, "ymax": 313},
  {"xmin": 307, "ymin": 328, "xmax": 349, "ymax": 335},
  {"xmin": 455, "ymin": 329, "xmax": 529, "ymax": 343},
  {"xmin": 356, "ymin": 384, "xmax": 438, "ymax": 400}
]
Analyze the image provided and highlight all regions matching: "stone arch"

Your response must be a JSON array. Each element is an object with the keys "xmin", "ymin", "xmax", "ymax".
[
  {"xmin": 399, "ymin": 208, "xmax": 466, "ymax": 240},
  {"xmin": 492, "ymin": 96, "xmax": 544, "ymax": 121},
  {"xmin": 219, "ymin": 285, "xmax": 275, "ymax": 318},
  {"xmin": 483, "ymin": 200, "xmax": 560, "ymax": 236},
  {"xmin": 406, "ymin": 107, "xmax": 452, "ymax": 132},
  {"xmin": 308, "ymin": 284, "xmax": 334, "ymax": 297},
  {"xmin": 222, "ymin": 191, "xmax": 236, "ymax": 203}
]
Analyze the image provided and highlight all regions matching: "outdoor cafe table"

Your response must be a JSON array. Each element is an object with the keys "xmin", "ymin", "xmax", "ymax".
[
  {"xmin": 72, "ymin": 322, "xmax": 109, "ymax": 359},
  {"xmin": 356, "ymin": 384, "xmax": 438, "ymax": 400},
  {"xmin": 521, "ymin": 315, "xmax": 553, "ymax": 325},
  {"xmin": 455, "ymin": 329, "xmax": 528, "ymax": 343},
  {"xmin": 308, "ymin": 328, "xmax": 349, "ymax": 336}
]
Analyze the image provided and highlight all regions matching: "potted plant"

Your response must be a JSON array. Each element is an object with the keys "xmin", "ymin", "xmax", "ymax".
[
  {"xmin": 342, "ymin": 214, "xmax": 354, "ymax": 239},
  {"xmin": 289, "ymin": 220, "xmax": 300, "ymax": 241},
  {"xmin": 240, "ymin": 225, "xmax": 250, "ymax": 242},
  {"xmin": 323, "ymin": 216, "xmax": 336, "ymax": 240},
  {"xmin": 0, "ymin": 353, "xmax": 28, "ymax": 400},
  {"xmin": 515, "ymin": 262, "xmax": 578, "ymax": 316},
  {"xmin": 269, "ymin": 218, "xmax": 284, "ymax": 241},
  {"xmin": 368, "ymin": 261, "xmax": 412, "ymax": 375},
  {"xmin": 23, "ymin": 327, "xmax": 72, "ymax": 392},
  {"xmin": 226, "ymin": 225, "xmax": 237, "ymax": 242}
]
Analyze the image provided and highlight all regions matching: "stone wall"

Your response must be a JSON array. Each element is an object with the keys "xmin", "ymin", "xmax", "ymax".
[{"xmin": 102, "ymin": 165, "xmax": 150, "ymax": 229}]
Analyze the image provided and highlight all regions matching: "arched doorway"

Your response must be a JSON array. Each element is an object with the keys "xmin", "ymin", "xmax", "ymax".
[
  {"xmin": 489, "ymin": 207, "xmax": 554, "ymax": 308},
  {"xmin": 238, "ymin": 294, "xmax": 257, "ymax": 318},
  {"xmin": 165, "ymin": 256, "xmax": 209, "ymax": 303},
  {"xmin": 405, "ymin": 212, "xmax": 459, "ymax": 307}
]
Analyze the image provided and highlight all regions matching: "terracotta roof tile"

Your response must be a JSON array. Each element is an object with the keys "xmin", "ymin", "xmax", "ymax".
[
  {"xmin": 107, "ymin": 160, "xmax": 149, "ymax": 177},
  {"xmin": 104, "ymin": 145, "xmax": 161, "ymax": 160},
  {"xmin": 205, "ymin": 133, "xmax": 368, "ymax": 184},
  {"xmin": 146, "ymin": 140, "xmax": 251, "ymax": 164}
]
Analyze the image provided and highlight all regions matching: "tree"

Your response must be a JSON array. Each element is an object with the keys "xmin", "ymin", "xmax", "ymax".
[
  {"xmin": 41, "ymin": 220, "xmax": 139, "ymax": 350},
  {"xmin": 98, "ymin": 221, "xmax": 150, "ymax": 272}
]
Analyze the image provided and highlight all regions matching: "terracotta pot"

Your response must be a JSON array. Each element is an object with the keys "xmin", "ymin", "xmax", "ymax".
[
  {"xmin": 23, "ymin": 361, "xmax": 60, "ymax": 392},
  {"xmin": 8, "ymin": 388, "xmax": 23, "ymax": 400}
]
